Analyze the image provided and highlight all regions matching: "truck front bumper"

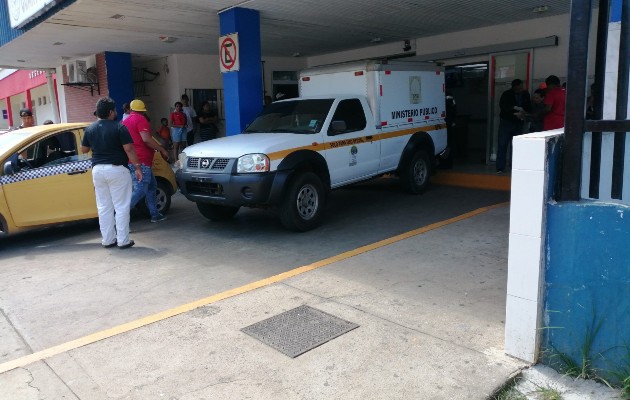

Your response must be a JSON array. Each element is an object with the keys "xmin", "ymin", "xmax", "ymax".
[{"xmin": 176, "ymin": 169, "xmax": 290, "ymax": 207}]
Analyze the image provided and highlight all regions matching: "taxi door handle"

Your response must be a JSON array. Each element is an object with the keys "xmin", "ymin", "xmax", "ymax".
[{"xmin": 68, "ymin": 170, "xmax": 88, "ymax": 175}]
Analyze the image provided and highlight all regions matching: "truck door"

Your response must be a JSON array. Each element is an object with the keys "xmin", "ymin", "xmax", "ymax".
[{"xmin": 324, "ymin": 98, "xmax": 380, "ymax": 186}]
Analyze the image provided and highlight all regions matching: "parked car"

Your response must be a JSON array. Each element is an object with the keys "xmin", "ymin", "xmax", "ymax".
[{"xmin": 0, "ymin": 123, "xmax": 177, "ymax": 235}]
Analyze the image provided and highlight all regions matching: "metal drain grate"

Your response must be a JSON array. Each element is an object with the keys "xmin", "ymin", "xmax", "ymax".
[{"xmin": 241, "ymin": 305, "xmax": 359, "ymax": 358}]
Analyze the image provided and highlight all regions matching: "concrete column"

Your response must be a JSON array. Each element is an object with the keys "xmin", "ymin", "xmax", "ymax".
[
  {"xmin": 6, "ymin": 95, "xmax": 13, "ymax": 127},
  {"xmin": 219, "ymin": 7, "xmax": 263, "ymax": 136},
  {"xmin": 46, "ymin": 69, "xmax": 59, "ymax": 123}
]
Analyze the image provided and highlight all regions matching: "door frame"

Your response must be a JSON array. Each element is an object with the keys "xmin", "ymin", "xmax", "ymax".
[{"xmin": 486, "ymin": 50, "xmax": 533, "ymax": 165}]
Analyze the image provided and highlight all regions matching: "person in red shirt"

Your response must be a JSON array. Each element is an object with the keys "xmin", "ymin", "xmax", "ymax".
[
  {"xmin": 170, "ymin": 101, "xmax": 187, "ymax": 158},
  {"xmin": 123, "ymin": 99, "xmax": 170, "ymax": 223},
  {"xmin": 542, "ymin": 75, "xmax": 566, "ymax": 130}
]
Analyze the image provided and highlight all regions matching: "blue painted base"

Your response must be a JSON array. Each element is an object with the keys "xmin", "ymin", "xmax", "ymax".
[{"xmin": 544, "ymin": 202, "xmax": 630, "ymax": 383}]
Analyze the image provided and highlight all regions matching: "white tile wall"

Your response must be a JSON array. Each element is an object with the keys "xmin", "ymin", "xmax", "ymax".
[
  {"xmin": 505, "ymin": 294, "xmax": 539, "ymax": 362},
  {"xmin": 512, "ymin": 138, "xmax": 546, "ymax": 171},
  {"xmin": 505, "ymin": 131, "xmax": 563, "ymax": 364},
  {"xmin": 507, "ymin": 233, "xmax": 542, "ymax": 301},
  {"xmin": 509, "ymin": 169, "xmax": 545, "ymax": 238}
]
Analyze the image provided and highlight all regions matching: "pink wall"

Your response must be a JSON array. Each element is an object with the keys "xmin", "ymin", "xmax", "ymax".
[{"xmin": 0, "ymin": 70, "xmax": 52, "ymax": 98}]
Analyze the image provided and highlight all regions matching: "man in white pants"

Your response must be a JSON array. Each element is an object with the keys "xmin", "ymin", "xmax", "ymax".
[{"xmin": 81, "ymin": 97, "xmax": 143, "ymax": 249}]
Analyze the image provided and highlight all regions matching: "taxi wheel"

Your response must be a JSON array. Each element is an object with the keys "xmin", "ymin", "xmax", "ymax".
[
  {"xmin": 136, "ymin": 180, "xmax": 172, "ymax": 216},
  {"xmin": 401, "ymin": 149, "xmax": 431, "ymax": 194},
  {"xmin": 196, "ymin": 203, "xmax": 240, "ymax": 221},
  {"xmin": 155, "ymin": 180, "xmax": 172, "ymax": 214},
  {"xmin": 280, "ymin": 172, "xmax": 325, "ymax": 232}
]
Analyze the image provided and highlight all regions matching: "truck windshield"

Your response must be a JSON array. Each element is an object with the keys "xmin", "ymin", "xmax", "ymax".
[{"xmin": 244, "ymin": 99, "xmax": 334, "ymax": 134}]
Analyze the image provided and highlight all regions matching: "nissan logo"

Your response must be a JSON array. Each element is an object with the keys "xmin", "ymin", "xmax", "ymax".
[{"xmin": 200, "ymin": 158, "xmax": 211, "ymax": 168}]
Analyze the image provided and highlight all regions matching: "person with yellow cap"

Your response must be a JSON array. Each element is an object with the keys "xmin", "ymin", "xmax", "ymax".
[{"xmin": 123, "ymin": 99, "xmax": 170, "ymax": 223}]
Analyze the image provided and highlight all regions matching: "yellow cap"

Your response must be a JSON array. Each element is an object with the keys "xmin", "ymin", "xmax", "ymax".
[{"xmin": 130, "ymin": 99, "xmax": 147, "ymax": 112}]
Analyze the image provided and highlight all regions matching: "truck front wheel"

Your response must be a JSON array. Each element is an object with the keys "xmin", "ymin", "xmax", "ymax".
[
  {"xmin": 280, "ymin": 172, "xmax": 325, "ymax": 231},
  {"xmin": 401, "ymin": 149, "xmax": 431, "ymax": 194},
  {"xmin": 197, "ymin": 203, "xmax": 240, "ymax": 221}
]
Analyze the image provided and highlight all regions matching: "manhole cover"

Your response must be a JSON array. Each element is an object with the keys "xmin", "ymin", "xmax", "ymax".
[{"xmin": 241, "ymin": 305, "xmax": 359, "ymax": 358}]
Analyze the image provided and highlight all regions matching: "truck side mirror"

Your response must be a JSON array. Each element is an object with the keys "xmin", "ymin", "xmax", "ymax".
[
  {"xmin": 329, "ymin": 120, "xmax": 347, "ymax": 134},
  {"xmin": 3, "ymin": 160, "xmax": 15, "ymax": 175}
]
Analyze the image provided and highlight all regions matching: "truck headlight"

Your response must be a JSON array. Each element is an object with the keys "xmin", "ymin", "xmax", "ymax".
[
  {"xmin": 237, "ymin": 154, "xmax": 269, "ymax": 173},
  {"xmin": 176, "ymin": 152, "xmax": 187, "ymax": 170}
]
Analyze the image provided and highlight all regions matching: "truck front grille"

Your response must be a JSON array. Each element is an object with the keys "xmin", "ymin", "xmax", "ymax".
[{"xmin": 187, "ymin": 157, "xmax": 231, "ymax": 171}]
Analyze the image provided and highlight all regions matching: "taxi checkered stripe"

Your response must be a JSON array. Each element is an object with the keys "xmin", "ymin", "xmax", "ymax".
[{"xmin": 0, "ymin": 160, "xmax": 92, "ymax": 185}]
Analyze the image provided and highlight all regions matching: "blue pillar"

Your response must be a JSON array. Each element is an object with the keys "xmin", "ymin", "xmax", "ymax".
[
  {"xmin": 104, "ymin": 52, "xmax": 134, "ymax": 118},
  {"xmin": 219, "ymin": 8, "xmax": 263, "ymax": 136}
]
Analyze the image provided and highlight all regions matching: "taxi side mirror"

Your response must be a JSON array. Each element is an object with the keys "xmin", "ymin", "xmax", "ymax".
[{"xmin": 3, "ymin": 160, "xmax": 15, "ymax": 175}]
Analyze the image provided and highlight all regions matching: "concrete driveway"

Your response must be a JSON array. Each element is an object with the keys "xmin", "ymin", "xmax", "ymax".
[{"xmin": 0, "ymin": 179, "xmax": 525, "ymax": 399}]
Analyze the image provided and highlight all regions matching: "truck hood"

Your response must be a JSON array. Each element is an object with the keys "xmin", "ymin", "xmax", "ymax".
[{"xmin": 183, "ymin": 133, "xmax": 322, "ymax": 158}]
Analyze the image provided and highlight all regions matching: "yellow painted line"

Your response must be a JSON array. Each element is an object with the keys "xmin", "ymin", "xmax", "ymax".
[
  {"xmin": 0, "ymin": 201, "xmax": 508, "ymax": 374},
  {"xmin": 432, "ymin": 171, "xmax": 512, "ymax": 191}
]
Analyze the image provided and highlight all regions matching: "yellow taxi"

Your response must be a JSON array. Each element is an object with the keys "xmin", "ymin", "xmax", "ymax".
[{"xmin": 0, "ymin": 123, "xmax": 177, "ymax": 235}]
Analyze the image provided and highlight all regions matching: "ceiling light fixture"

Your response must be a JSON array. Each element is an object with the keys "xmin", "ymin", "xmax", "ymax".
[{"xmin": 532, "ymin": 5, "xmax": 549, "ymax": 13}]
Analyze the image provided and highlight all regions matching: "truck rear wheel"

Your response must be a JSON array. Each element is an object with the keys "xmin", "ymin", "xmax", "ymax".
[
  {"xmin": 197, "ymin": 203, "xmax": 240, "ymax": 221},
  {"xmin": 401, "ymin": 149, "xmax": 431, "ymax": 194},
  {"xmin": 280, "ymin": 172, "xmax": 325, "ymax": 231}
]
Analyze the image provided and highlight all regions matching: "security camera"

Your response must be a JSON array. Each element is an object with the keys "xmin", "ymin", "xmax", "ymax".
[{"xmin": 403, "ymin": 40, "xmax": 412, "ymax": 52}]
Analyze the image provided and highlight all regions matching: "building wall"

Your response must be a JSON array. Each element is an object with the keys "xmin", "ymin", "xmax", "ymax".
[
  {"xmin": 136, "ymin": 54, "xmax": 307, "ymax": 134},
  {"xmin": 29, "ymin": 85, "xmax": 55, "ymax": 123},
  {"xmin": 307, "ymin": 13, "xmax": 599, "ymax": 86},
  {"xmin": 62, "ymin": 54, "xmax": 106, "ymax": 123}
]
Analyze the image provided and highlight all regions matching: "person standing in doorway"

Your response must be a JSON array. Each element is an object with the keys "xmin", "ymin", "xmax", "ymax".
[
  {"xmin": 198, "ymin": 101, "xmax": 219, "ymax": 142},
  {"xmin": 170, "ymin": 101, "xmax": 187, "ymax": 158},
  {"xmin": 542, "ymin": 75, "xmax": 566, "ymax": 130},
  {"xmin": 123, "ymin": 99, "xmax": 169, "ymax": 223},
  {"xmin": 496, "ymin": 79, "xmax": 531, "ymax": 174},
  {"xmin": 81, "ymin": 97, "xmax": 142, "ymax": 249},
  {"xmin": 181, "ymin": 94, "xmax": 197, "ymax": 146}
]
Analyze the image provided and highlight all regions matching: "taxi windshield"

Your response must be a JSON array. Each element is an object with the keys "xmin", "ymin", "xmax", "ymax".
[{"xmin": 244, "ymin": 99, "xmax": 334, "ymax": 134}]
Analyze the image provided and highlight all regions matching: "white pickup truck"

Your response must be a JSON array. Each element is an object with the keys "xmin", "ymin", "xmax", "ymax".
[{"xmin": 176, "ymin": 60, "xmax": 448, "ymax": 231}]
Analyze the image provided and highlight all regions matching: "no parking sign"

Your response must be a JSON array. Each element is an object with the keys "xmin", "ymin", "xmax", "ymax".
[{"xmin": 219, "ymin": 33, "xmax": 240, "ymax": 72}]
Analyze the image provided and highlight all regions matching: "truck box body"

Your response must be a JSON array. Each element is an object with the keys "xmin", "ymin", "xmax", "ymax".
[{"xmin": 299, "ymin": 60, "xmax": 447, "ymax": 164}]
